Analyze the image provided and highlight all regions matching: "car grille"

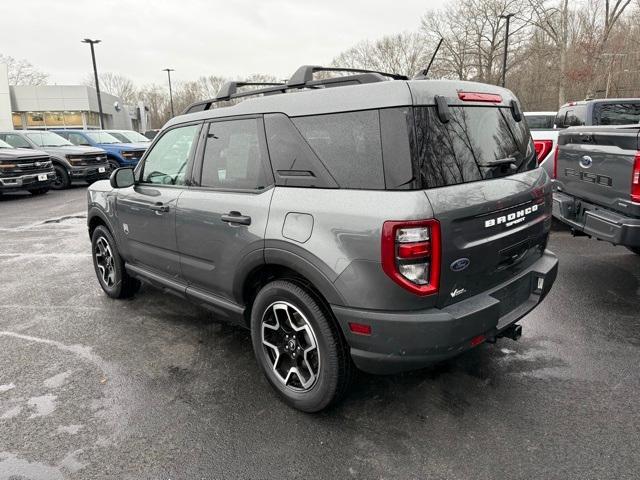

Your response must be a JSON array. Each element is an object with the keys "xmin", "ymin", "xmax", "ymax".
[
  {"xmin": 0, "ymin": 156, "xmax": 52, "ymax": 176},
  {"xmin": 68, "ymin": 153, "xmax": 108, "ymax": 166}
]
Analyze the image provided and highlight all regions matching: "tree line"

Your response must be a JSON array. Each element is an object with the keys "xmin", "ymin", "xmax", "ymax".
[{"xmin": 2, "ymin": 0, "xmax": 639, "ymax": 129}]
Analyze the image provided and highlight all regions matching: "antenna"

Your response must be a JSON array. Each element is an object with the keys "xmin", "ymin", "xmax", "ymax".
[{"xmin": 415, "ymin": 38, "xmax": 443, "ymax": 79}]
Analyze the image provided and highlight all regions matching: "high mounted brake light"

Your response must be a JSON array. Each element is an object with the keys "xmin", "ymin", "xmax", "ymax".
[
  {"xmin": 534, "ymin": 140, "xmax": 553, "ymax": 164},
  {"xmin": 381, "ymin": 219, "xmax": 441, "ymax": 296},
  {"xmin": 632, "ymin": 151, "xmax": 640, "ymax": 203},
  {"xmin": 458, "ymin": 92, "xmax": 503, "ymax": 103}
]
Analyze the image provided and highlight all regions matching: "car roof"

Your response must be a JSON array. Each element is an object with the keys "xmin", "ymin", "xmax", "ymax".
[
  {"xmin": 165, "ymin": 79, "xmax": 518, "ymax": 129},
  {"xmin": 524, "ymin": 111, "xmax": 557, "ymax": 116}
]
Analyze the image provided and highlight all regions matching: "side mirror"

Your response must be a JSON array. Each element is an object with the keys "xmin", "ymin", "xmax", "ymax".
[{"xmin": 110, "ymin": 167, "xmax": 135, "ymax": 188}]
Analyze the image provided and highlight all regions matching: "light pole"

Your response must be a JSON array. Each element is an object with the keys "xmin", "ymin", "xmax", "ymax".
[
  {"xmin": 82, "ymin": 39, "xmax": 104, "ymax": 129},
  {"xmin": 499, "ymin": 14, "xmax": 515, "ymax": 88},
  {"xmin": 163, "ymin": 68, "xmax": 175, "ymax": 117}
]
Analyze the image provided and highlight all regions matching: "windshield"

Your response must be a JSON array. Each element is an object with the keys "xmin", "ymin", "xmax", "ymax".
[
  {"xmin": 413, "ymin": 106, "xmax": 536, "ymax": 188},
  {"xmin": 0, "ymin": 139, "xmax": 14, "ymax": 149},
  {"xmin": 117, "ymin": 130, "xmax": 150, "ymax": 143},
  {"xmin": 86, "ymin": 132, "xmax": 121, "ymax": 144},
  {"xmin": 25, "ymin": 131, "xmax": 73, "ymax": 147},
  {"xmin": 525, "ymin": 115, "xmax": 555, "ymax": 129},
  {"xmin": 594, "ymin": 102, "xmax": 640, "ymax": 125}
]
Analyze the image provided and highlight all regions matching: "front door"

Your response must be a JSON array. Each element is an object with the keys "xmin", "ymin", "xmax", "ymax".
[
  {"xmin": 116, "ymin": 123, "xmax": 201, "ymax": 279},
  {"xmin": 176, "ymin": 117, "xmax": 274, "ymax": 300}
]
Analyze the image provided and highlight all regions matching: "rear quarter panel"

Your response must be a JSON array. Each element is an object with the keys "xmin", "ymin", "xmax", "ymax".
[{"xmin": 265, "ymin": 187, "xmax": 438, "ymax": 310}]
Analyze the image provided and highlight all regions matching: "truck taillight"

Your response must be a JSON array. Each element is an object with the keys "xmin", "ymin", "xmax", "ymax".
[
  {"xmin": 534, "ymin": 140, "xmax": 553, "ymax": 164},
  {"xmin": 553, "ymin": 146, "xmax": 559, "ymax": 179},
  {"xmin": 632, "ymin": 151, "xmax": 640, "ymax": 203},
  {"xmin": 381, "ymin": 219, "xmax": 441, "ymax": 296}
]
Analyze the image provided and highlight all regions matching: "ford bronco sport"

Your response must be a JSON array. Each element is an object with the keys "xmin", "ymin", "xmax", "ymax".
[{"xmin": 87, "ymin": 65, "xmax": 558, "ymax": 412}]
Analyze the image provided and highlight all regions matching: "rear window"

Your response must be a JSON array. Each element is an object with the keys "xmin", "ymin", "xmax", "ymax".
[
  {"xmin": 593, "ymin": 102, "xmax": 640, "ymax": 125},
  {"xmin": 413, "ymin": 106, "xmax": 536, "ymax": 188},
  {"xmin": 292, "ymin": 110, "xmax": 385, "ymax": 189},
  {"xmin": 555, "ymin": 106, "xmax": 586, "ymax": 128},
  {"xmin": 525, "ymin": 115, "xmax": 555, "ymax": 129}
]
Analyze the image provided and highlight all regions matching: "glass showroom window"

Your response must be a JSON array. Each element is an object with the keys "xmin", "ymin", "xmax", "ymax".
[
  {"xmin": 12, "ymin": 113, "xmax": 24, "ymax": 129},
  {"xmin": 64, "ymin": 111, "xmax": 83, "ymax": 127},
  {"xmin": 27, "ymin": 112, "xmax": 45, "ymax": 128},
  {"xmin": 45, "ymin": 112, "xmax": 65, "ymax": 127}
]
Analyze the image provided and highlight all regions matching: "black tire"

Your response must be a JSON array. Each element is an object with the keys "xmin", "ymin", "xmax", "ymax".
[
  {"xmin": 626, "ymin": 247, "xmax": 640, "ymax": 255},
  {"xmin": 91, "ymin": 225, "xmax": 140, "ymax": 299},
  {"xmin": 51, "ymin": 164, "xmax": 70, "ymax": 190},
  {"xmin": 250, "ymin": 280, "xmax": 353, "ymax": 412},
  {"xmin": 108, "ymin": 159, "xmax": 120, "ymax": 172},
  {"xmin": 28, "ymin": 187, "xmax": 50, "ymax": 195}
]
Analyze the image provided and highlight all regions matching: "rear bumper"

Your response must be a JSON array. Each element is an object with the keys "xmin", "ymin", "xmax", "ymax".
[
  {"xmin": 331, "ymin": 250, "xmax": 558, "ymax": 374},
  {"xmin": 0, "ymin": 171, "xmax": 55, "ymax": 191},
  {"xmin": 552, "ymin": 191, "xmax": 640, "ymax": 247}
]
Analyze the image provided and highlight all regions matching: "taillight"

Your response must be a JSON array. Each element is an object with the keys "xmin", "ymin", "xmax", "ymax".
[
  {"xmin": 458, "ymin": 91, "xmax": 502, "ymax": 103},
  {"xmin": 533, "ymin": 140, "xmax": 553, "ymax": 164},
  {"xmin": 632, "ymin": 151, "xmax": 640, "ymax": 203},
  {"xmin": 553, "ymin": 146, "xmax": 559, "ymax": 179},
  {"xmin": 381, "ymin": 219, "xmax": 441, "ymax": 296}
]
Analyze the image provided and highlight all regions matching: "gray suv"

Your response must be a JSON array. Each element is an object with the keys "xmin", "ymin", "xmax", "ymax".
[
  {"xmin": 0, "ymin": 131, "xmax": 110, "ymax": 189},
  {"xmin": 87, "ymin": 66, "xmax": 558, "ymax": 412}
]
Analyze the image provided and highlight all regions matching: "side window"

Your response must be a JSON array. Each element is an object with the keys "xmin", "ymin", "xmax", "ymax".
[
  {"xmin": 3, "ymin": 134, "xmax": 31, "ymax": 149},
  {"xmin": 68, "ymin": 133, "xmax": 91, "ymax": 146},
  {"xmin": 141, "ymin": 124, "xmax": 199, "ymax": 185},
  {"xmin": 264, "ymin": 113, "xmax": 337, "ymax": 188},
  {"xmin": 380, "ymin": 107, "xmax": 415, "ymax": 190},
  {"xmin": 292, "ymin": 110, "xmax": 384, "ymax": 189},
  {"xmin": 200, "ymin": 118, "xmax": 270, "ymax": 190}
]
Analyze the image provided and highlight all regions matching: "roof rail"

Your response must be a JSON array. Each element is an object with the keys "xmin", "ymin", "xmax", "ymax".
[
  {"xmin": 216, "ymin": 81, "xmax": 286, "ymax": 101},
  {"xmin": 287, "ymin": 65, "xmax": 408, "ymax": 87},
  {"xmin": 181, "ymin": 65, "xmax": 410, "ymax": 115}
]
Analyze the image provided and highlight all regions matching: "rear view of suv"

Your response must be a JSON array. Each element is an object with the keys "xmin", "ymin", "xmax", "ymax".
[{"xmin": 87, "ymin": 66, "xmax": 558, "ymax": 412}]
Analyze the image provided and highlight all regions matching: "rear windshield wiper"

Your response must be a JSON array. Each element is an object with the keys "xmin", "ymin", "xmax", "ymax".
[{"xmin": 477, "ymin": 156, "xmax": 517, "ymax": 169}]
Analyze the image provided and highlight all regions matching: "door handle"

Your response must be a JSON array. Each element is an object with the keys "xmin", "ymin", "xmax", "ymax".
[
  {"xmin": 221, "ymin": 211, "xmax": 251, "ymax": 225},
  {"xmin": 150, "ymin": 202, "xmax": 170, "ymax": 213}
]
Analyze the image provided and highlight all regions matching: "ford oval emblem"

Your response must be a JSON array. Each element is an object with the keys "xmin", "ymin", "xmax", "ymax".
[
  {"xmin": 450, "ymin": 258, "xmax": 470, "ymax": 272},
  {"xmin": 580, "ymin": 155, "xmax": 593, "ymax": 169}
]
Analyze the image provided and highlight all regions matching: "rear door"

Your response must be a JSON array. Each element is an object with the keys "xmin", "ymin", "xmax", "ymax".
[
  {"xmin": 116, "ymin": 123, "xmax": 201, "ymax": 278},
  {"xmin": 556, "ymin": 126, "xmax": 640, "ymax": 213},
  {"xmin": 176, "ymin": 116, "xmax": 274, "ymax": 302},
  {"xmin": 411, "ymin": 105, "xmax": 551, "ymax": 308}
]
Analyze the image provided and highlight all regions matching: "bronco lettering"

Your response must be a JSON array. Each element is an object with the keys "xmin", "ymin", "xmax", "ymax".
[{"xmin": 484, "ymin": 204, "xmax": 539, "ymax": 228}]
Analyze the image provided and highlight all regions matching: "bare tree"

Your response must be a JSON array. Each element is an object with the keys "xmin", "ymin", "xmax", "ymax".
[
  {"xmin": 83, "ymin": 72, "xmax": 138, "ymax": 104},
  {"xmin": 0, "ymin": 54, "xmax": 48, "ymax": 86},
  {"xmin": 331, "ymin": 32, "xmax": 435, "ymax": 77}
]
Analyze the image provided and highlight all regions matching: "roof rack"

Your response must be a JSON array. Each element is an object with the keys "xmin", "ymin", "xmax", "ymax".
[
  {"xmin": 182, "ymin": 65, "xmax": 409, "ymax": 114},
  {"xmin": 287, "ymin": 65, "xmax": 408, "ymax": 87},
  {"xmin": 216, "ymin": 81, "xmax": 286, "ymax": 101}
]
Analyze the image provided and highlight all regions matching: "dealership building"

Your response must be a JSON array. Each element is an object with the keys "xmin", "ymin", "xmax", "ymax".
[{"xmin": 0, "ymin": 64, "xmax": 148, "ymax": 132}]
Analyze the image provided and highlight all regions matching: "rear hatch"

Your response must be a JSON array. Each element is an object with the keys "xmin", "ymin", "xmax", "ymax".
[
  {"xmin": 556, "ymin": 126, "xmax": 640, "ymax": 213},
  {"xmin": 410, "ymin": 102, "xmax": 551, "ymax": 308}
]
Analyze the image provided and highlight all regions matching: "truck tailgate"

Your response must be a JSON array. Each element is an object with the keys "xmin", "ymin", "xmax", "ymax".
[{"xmin": 556, "ymin": 126, "xmax": 640, "ymax": 213}]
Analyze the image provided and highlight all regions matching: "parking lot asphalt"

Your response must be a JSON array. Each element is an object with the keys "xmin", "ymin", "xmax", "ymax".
[{"xmin": 0, "ymin": 186, "xmax": 639, "ymax": 480}]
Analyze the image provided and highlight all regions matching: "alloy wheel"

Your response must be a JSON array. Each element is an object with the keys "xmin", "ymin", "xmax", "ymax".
[
  {"xmin": 94, "ymin": 236, "xmax": 116, "ymax": 288},
  {"xmin": 261, "ymin": 301, "xmax": 320, "ymax": 392}
]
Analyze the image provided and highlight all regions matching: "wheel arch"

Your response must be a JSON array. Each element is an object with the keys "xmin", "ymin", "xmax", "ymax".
[{"xmin": 239, "ymin": 258, "xmax": 345, "ymax": 328}]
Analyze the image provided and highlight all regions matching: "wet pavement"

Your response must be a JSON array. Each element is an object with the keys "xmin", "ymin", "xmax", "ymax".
[{"xmin": 0, "ymin": 187, "xmax": 639, "ymax": 479}]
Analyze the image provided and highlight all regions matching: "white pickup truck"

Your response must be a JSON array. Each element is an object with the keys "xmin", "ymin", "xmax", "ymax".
[{"xmin": 524, "ymin": 111, "xmax": 558, "ymax": 179}]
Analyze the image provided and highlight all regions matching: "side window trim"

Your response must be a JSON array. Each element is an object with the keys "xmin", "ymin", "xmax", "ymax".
[
  {"xmin": 136, "ymin": 121, "xmax": 203, "ymax": 187},
  {"xmin": 192, "ymin": 115, "xmax": 274, "ymax": 192}
]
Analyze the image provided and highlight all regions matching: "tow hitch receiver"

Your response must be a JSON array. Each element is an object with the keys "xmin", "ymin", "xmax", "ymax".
[{"xmin": 498, "ymin": 323, "xmax": 522, "ymax": 341}]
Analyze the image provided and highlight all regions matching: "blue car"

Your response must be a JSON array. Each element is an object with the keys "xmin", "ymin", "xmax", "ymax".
[{"xmin": 52, "ymin": 130, "xmax": 147, "ymax": 171}]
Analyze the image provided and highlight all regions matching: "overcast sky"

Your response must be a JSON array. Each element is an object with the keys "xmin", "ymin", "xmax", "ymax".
[{"xmin": 1, "ymin": 0, "xmax": 447, "ymax": 86}]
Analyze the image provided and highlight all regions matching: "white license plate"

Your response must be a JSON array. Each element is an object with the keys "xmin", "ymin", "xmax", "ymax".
[
  {"xmin": 38, "ymin": 174, "xmax": 48, "ymax": 181},
  {"xmin": 98, "ymin": 167, "xmax": 106, "ymax": 173}
]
